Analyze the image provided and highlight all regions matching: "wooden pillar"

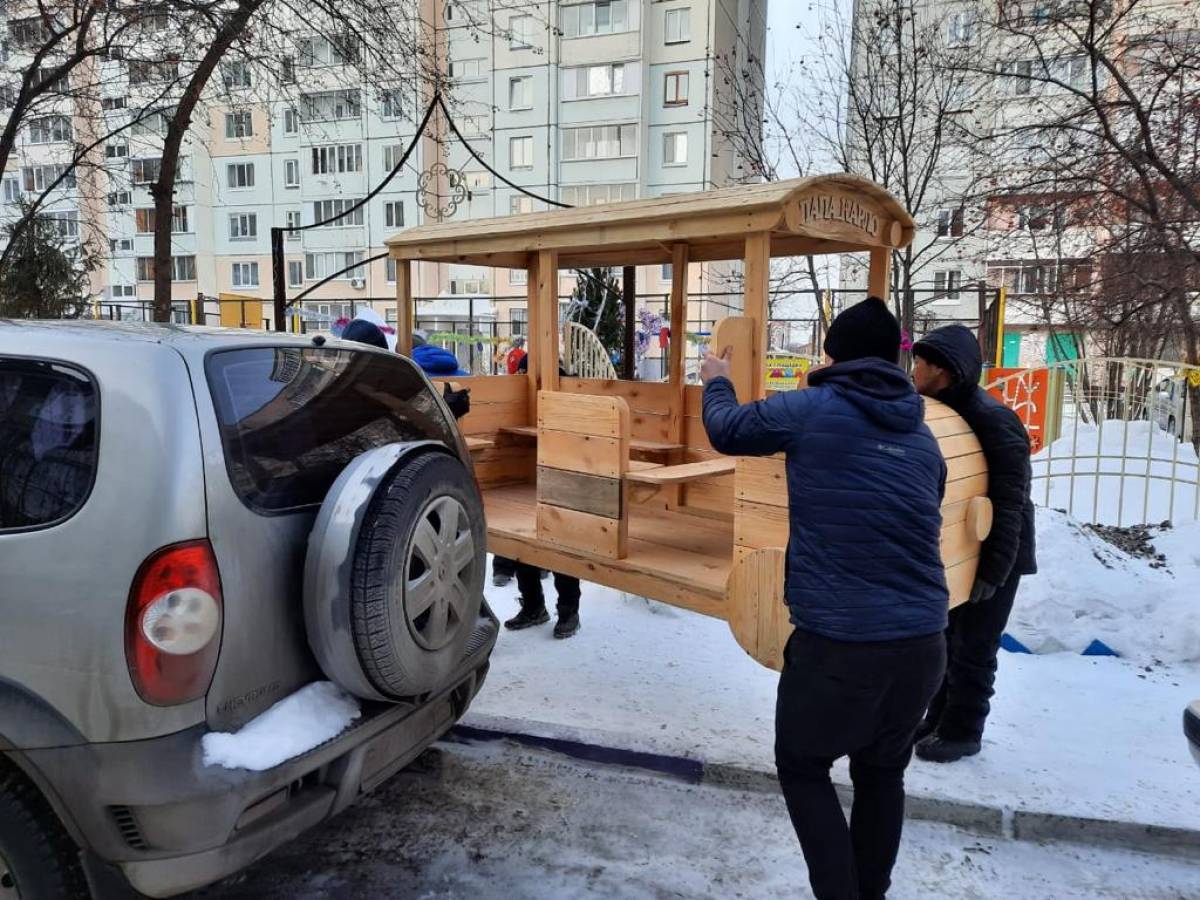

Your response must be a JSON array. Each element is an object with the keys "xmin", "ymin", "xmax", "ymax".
[
  {"xmin": 743, "ymin": 231, "xmax": 770, "ymax": 399},
  {"xmin": 867, "ymin": 247, "xmax": 891, "ymax": 301},
  {"xmin": 666, "ymin": 243, "xmax": 690, "ymax": 508},
  {"xmin": 396, "ymin": 258, "xmax": 413, "ymax": 356},
  {"xmin": 536, "ymin": 249, "xmax": 560, "ymax": 397},
  {"xmin": 622, "ymin": 265, "xmax": 636, "ymax": 380},
  {"xmin": 525, "ymin": 254, "xmax": 540, "ymax": 420}
]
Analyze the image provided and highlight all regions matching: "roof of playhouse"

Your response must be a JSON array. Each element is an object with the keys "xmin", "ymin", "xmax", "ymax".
[{"xmin": 384, "ymin": 174, "xmax": 915, "ymax": 269}]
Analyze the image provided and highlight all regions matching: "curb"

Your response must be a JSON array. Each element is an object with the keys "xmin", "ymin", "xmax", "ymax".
[{"xmin": 451, "ymin": 713, "xmax": 1200, "ymax": 860}]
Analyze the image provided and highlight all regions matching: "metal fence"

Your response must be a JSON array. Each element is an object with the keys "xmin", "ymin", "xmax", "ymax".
[{"xmin": 985, "ymin": 358, "xmax": 1200, "ymax": 526}]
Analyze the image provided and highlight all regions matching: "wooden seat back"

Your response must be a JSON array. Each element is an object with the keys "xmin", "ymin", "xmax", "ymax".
[{"xmin": 535, "ymin": 390, "xmax": 631, "ymax": 559}]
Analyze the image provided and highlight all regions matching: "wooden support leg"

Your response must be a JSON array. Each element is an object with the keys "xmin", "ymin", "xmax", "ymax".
[
  {"xmin": 396, "ymin": 259, "xmax": 413, "ymax": 356},
  {"xmin": 743, "ymin": 232, "xmax": 770, "ymax": 400}
]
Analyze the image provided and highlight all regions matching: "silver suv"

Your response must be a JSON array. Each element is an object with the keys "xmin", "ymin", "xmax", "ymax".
[{"xmin": 0, "ymin": 321, "xmax": 496, "ymax": 898}]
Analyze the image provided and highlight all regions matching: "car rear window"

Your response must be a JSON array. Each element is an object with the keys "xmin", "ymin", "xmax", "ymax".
[
  {"xmin": 206, "ymin": 346, "xmax": 458, "ymax": 513},
  {"xmin": 0, "ymin": 358, "xmax": 99, "ymax": 531}
]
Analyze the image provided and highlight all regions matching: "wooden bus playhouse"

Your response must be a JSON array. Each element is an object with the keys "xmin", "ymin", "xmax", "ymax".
[{"xmin": 386, "ymin": 174, "xmax": 993, "ymax": 670}]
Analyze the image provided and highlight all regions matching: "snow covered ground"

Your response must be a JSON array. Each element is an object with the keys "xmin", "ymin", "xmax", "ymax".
[
  {"xmin": 471, "ymin": 560, "xmax": 1200, "ymax": 832},
  {"xmin": 197, "ymin": 740, "xmax": 1200, "ymax": 900},
  {"xmin": 1031, "ymin": 420, "xmax": 1199, "ymax": 525}
]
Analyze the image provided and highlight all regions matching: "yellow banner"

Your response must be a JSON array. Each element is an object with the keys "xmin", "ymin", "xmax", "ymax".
[{"xmin": 765, "ymin": 356, "xmax": 813, "ymax": 390}]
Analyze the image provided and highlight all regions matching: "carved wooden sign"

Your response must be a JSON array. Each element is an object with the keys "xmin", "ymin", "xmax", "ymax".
[{"xmin": 794, "ymin": 191, "xmax": 881, "ymax": 237}]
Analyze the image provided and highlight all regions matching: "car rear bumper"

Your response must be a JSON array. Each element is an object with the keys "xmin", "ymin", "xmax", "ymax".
[
  {"xmin": 15, "ymin": 619, "xmax": 497, "ymax": 898},
  {"xmin": 1186, "ymin": 701, "xmax": 1200, "ymax": 768}
]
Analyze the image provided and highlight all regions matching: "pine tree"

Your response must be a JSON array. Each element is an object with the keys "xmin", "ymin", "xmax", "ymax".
[
  {"xmin": 568, "ymin": 268, "xmax": 624, "ymax": 363},
  {"xmin": 0, "ymin": 205, "xmax": 97, "ymax": 319}
]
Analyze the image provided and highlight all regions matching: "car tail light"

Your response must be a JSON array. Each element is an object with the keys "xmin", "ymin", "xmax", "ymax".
[{"xmin": 126, "ymin": 541, "xmax": 223, "ymax": 706}]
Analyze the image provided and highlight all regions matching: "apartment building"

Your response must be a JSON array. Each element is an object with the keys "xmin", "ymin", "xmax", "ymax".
[{"xmin": 1, "ymin": 0, "xmax": 767, "ymax": 346}]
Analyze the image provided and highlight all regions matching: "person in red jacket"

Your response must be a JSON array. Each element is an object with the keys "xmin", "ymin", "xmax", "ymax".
[{"xmin": 505, "ymin": 338, "xmax": 527, "ymax": 375}]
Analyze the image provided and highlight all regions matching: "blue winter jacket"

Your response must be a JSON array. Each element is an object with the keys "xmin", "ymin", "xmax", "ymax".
[
  {"xmin": 413, "ymin": 344, "xmax": 468, "ymax": 376},
  {"xmin": 703, "ymin": 359, "xmax": 949, "ymax": 642}
]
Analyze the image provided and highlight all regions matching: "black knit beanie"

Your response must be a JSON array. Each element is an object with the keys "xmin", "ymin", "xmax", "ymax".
[
  {"xmin": 823, "ymin": 296, "xmax": 901, "ymax": 364},
  {"xmin": 341, "ymin": 319, "xmax": 389, "ymax": 350}
]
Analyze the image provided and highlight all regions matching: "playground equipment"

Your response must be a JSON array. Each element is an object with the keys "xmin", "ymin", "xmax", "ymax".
[
  {"xmin": 561, "ymin": 320, "xmax": 619, "ymax": 379},
  {"xmin": 386, "ymin": 175, "xmax": 993, "ymax": 670}
]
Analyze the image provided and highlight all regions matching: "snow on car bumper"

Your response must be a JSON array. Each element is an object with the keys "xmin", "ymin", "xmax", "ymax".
[{"xmin": 21, "ymin": 637, "xmax": 494, "ymax": 898}]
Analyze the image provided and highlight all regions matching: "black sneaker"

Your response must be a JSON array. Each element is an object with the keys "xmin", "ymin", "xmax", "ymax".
[
  {"xmin": 553, "ymin": 613, "xmax": 580, "ymax": 639},
  {"xmin": 504, "ymin": 606, "xmax": 549, "ymax": 630},
  {"xmin": 915, "ymin": 735, "xmax": 982, "ymax": 763},
  {"xmin": 492, "ymin": 573, "xmax": 513, "ymax": 588}
]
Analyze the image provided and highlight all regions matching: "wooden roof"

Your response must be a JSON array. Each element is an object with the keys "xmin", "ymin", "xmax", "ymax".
[{"xmin": 385, "ymin": 174, "xmax": 915, "ymax": 269}]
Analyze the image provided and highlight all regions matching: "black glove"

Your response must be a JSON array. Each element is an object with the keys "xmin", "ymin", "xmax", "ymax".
[
  {"xmin": 968, "ymin": 578, "xmax": 997, "ymax": 605},
  {"xmin": 442, "ymin": 383, "xmax": 470, "ymax": 420}
]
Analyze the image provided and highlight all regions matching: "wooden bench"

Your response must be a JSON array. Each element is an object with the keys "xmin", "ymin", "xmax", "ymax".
[
  {"xmin": 499, "ymin": 424, "xmax": 684, "ymax": 456},
  {"xmin": 624, "ymin": 457, "xmax": 735, "ymax": 485},
  {"xmin": 464, "ymin": 436, "xmax": 495, "ymax": 453}
]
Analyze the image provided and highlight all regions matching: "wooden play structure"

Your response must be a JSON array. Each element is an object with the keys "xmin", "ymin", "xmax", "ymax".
[{"xmin": 386, "ymin": 175, "xmax": 992, "ymax": 670}]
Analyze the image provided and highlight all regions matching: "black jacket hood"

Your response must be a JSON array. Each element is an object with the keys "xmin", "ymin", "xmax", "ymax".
[
  {"xmin": 913, "ymin": 324, "xmax": 984, "ymax": 404},
  {"xmin": 808, "ymin": 357, "xmax": 924, "ymax": 433}
]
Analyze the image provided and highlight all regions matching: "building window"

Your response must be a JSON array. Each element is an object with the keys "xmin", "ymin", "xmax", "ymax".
[
  {"xmin": 561, "ymin": 1, "xmax": 630, "ymax": 38},
  {"xmin": 135, "ymin": 208, "xmax": 155, "ymax": 233},
  {"xmin": 231, "ymin": 261, "xmax": 259, "ymax": 288},
  {"xmin": 1018, "ymin": 205, "xmax": 1055, "ymax": 231},
  {"xmin": 510, "ymin": 15, "xmax": 536, "ymax": 48},
  {"xmin": 305, "ymin": 250, "xmax": 366, "ymax": 281},
  {"xmin": 301, "ymin": 89, "xmax": 361, "ymax": 122},
  {"xmin": 450, "ymin": 58, "xmax": 486, "ymax": 79},
  {"xmin": 284, "ymin": 158, "xmax": 300, "ymax": 188},
  {"xmin": 509, "ymin": 76, "xmax": 533, "ymax": 109},
  {"xmin": 109, "ymin": 238, "xmax": 134, "ymax": 253},
  {"xmin": 562, "ymin": 124, "xmax": 637, "ymax": 161},
  {"xmin": 664, "ymin": 7, "xmax": 690, "ymax": 44},
  {"xmin": 664, "ymin": 71, "xmax": 688, "ymax": 106},
  {"xmin": 287, "ymin": 259, "xmax": 303, "ymax": 287},
  {"xmin": 379, "ymin": 87, "xmax": 409, "ymax": 120},
  {"xmin": 107, "ymin": 190, "xmax": 130, "ymax": 206},
  {"xmin": 311, "ymin": 143, "xmax": 363, "ymax": 175},
  {"xmin": 663, "ymin": 131, "xmax": 688, "ymax": 165},
  {"xmin": 102, "ymin": 96, "xmax": 127, "ymax": 110},
  {"xmin": 1054, "ymin": 55, "xmax": 1088, "ymax": 89},
  {"xmin": 224, "ymin": 110, "xmax": 253, "ymax": 139},
  {"xmin": 565, "ymin": 63, "xmax": 630, "ymax": 100},
  {"xmin": 467, "ymin": 171, "xmax": 493, "ymax": 193},
  {"xmin": 39, "ymin": 210, "xmax": 79, "ymax": 239},
  {"xmin": 105, "ymin": 142, "xmax": 128, "ymax": 159},
  {"xmin": 27, "ymin": 115, "xmax": 72, "ymax": 144},
  {"xmin": 131, "ymin": 108, "xmax": 172, "ymax": 136},
  {"xmin": 661, "ymin": 263, "xmax": 672, "ymax": 281},
  {"xmin": 560, "ymin": 183, "xmax": 636, "ymax": 206},
  {"xmin": 138, "ymin": 256, "xmax": 196, "ymax": 282},
  {"xmin": 111, "ymin": 284, "xmax": 136, "ymax": 298},
  {"xmin": 229, "ymin": 212, "xmax": 258, "ymax": 240},
  {"xmin": 3, "ymin": 177, "xmax": 21, "ymax": 202},
  {"xmin": 382, "ymin": 144, "xmax": 403, "ymax": 171},
  {"xmin": 510, "ymin": 268, "xmax": 528, "ymax": 286},
  {"xmin": 296, "ymin": 34, "xmax": 359, "ymax": 67},
  {"xmin": 510, "ymin": 135, "xmax": 533, "ymax": 169},
  {"xmin": 933, "ymin": 269, "xmax": 962, "ymax": 299},
  {"xmin": 946, "ymin": 11, "xmax": 975, "ymax": 47},
  {"xmin": 385, "ymin": 200, "xmax": 404, "ymax": 228},
  {"xmin": 127, "ymin": 60, "xmax": 178, "ymax": 85},
  {"xmin": 227, "ymin": 162, "xmax": 255, "ymax": 188},
  {"xmin": 1002, "ymin": 60, "xmax": 1034, "ymax": 96},
  {"xmin": 22, "ymin": 164, "xmax": 76, "ymax": 192},
  {"xmin": 511, "ymin": 196, "xmax": 535, "ymax": 215},
  {"xmin": 172, "ymin": 205, "xmax": 189, "ymax": 233},
  {"xmin": 285, "ymin": 209, "xmax": 302, "ymax": 240},
  {"xmin": 283, "ymin": 106, "xmax": 299, "ymax": 134},
  {"xmin": 935, "ymin": 207, "xmax": 964, "ymax": 238},
  {"xmin": 221, "ymin": 61, "xmax": 252, "ymax": 89},
  {"xmin": 312, "ymin": 199, "xmax": 365, "ymax": 227}
]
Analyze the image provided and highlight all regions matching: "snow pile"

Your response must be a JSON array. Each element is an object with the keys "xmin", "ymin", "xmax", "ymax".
[
  {"xmin": 1031, "ymin": 420, "xmax": 1199, "ymax": 524},
  {"xmin": 1009, "ymin": 507, "xmax": 1200, "ymax": 663},
  {"xmin": 202, "ymin": 681, "xmax": 361, "ymax": 771}
]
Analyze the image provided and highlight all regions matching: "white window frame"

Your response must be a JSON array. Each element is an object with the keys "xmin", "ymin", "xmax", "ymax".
[
  {"xmin": 231, "ymin": 261, "xmax": 260, "ymax": 288},
  {"xmin": 3, "ymin": 177, "xmax": 21, "ymax": 203},
  {"xmin": 510, "ymin": 135, "xmax": 534, "ymax": 169},
  {"xmin": 450, "ymin": 57, "xmax": 487, "ymax": 80},
  {"xmin": 229, "ymin": 212, "xmax": 258, "ymax": 240},
  {"xmin": 227, "ymin": 162, "xmax": 255, "ymax": 189},
  {"xmin": 224, "ymin": 109, "xmax": 253, "ymax": 139},
  {"xmin": 561, "ymin": 1, "xmax": 631, "ymax": 38},
  {"xmin": 311, "ymin": 199, "xmax": 365, "ymax": 228},
  {"xmin": 562, "ymin": 124, "xmax": 638, "ymax": 161},
  {"xmin": 511, "ymin": 196, "xmax": 534, "ymax": 215},
  {"xmin": 27, "ymin": 115, "xmax": 72, "ymax": 144},
  {"xmin": 384, "ymin": 200, "xmax": 404, "ymax": 228},
  {"xmin": 222, "ymin": 60, "xmax": 252, "ymax": 89},
  {"xmin": 664, "ymin": 71, "xmax": 688, "ymax": 106},
  {"xmin": 287, "ymin": 259, "xmax": 304, "ymax": 287},
  {"xmin": 663, "ymin": 130, "xmax": 688, "ymax": 166},
  {"xmin": 509, "ymin": 75, "xmax": 533, "ymax": 110},
  {"xmin": 510, "ymin": 15, "xmax": 536, "ymax": 49},
  {"xmin": 664, "ymin": 7, "xmax": 691, "ymax": 44},
  {"xmin": 284, "ymin": 158, "xmax": 300, "ymax": 188},
  {"xmin": 285, "ymin": 209, "xmax": 302, "ymax": 241},
  {"xmin": 933, "ymin": 269, "xmax": 963, "ymax": 299},
  {"xmin": 283, "ymin": 107, "xmax": 299, "ymax": 134},
  {"xmin": 509, "ymin": 268, "xmax": 528, "ymax": 286}
]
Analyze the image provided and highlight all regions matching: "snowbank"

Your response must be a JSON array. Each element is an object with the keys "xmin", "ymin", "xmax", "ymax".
[
  {"xmin": 1009, "ymin": 508, "xmax": 1200, "ymax": 663},
  {"xmin": 202, "ymin": 681, "xmax": 361, "ymax": 771},
  {"xmin": 1031, "ymin": 420, "xmax": 1199, "ymax": 524}
]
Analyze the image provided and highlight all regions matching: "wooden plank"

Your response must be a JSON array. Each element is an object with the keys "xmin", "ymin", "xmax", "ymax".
[
  {"xmin": 734, "ymin": 498, "xmax": 789, "ymax": 549},
  {"xmin": 432, "ymin": 374, "xmax": 527, "ymax": 405},
  {"xmin": 465, "ymin": 436, "xmax": 494, "ymax": 452},
  {"xmin": 536, "ymin": 503, "xmax": 626, "ymax": 559},
  {"xmin": 735, "ymin": 456, "xmax": 788, "ymax": 506},
  {"xmin": 711, "ymin": 317, "xmax": 756, "ymax": 404},
  {"xmin": 629, "ymin": 413, "xmax": 674, "ymax": 444},
  {"xmin": 926, "ymin": 415, "xmax": 975, "ymax": 438},
  {"xmin": 681, "ymin": 477, "xmax": 735, "ymax": 518},
  {"xmin": 940, "ymin": 521, "xmax": 979, "ymax": 568},
  {"xmin": 558, "ymin": 378, "xmax": 675, "ymax": 415},
  {"xmin": 666, "ymin": 243, "xmax": 690, "ymax": 509},
  {"xmin": 474, "ymin": 454, "xmax": 535, "ymax": 490},
  {"xmin": 922, "ymin": 398, "xmax": 959, "ymax": 420},
  {"xmin": 536, "ymin": 250, "xmax": 560, "ymax": 395},
  {"xmin": 624, "ymin": 457, "xmax": 735, "ymax": 485},
  {"xmin": 537, "ymin": 391, "xmax": 629, "ymax": 439},
  {"xmin": 743, "ymin": 232, "xmax": 770, "ymax": 399},
  {"xmin": 525, "ymin": 253, "xmax": 541, "ymax": 419},
  {"xmin": 945, "ymin": 556, "xmax": 978, "ymax": 608},
  {"xmin": 938, "ymin": 431, "xmax": 983, "ymax": 459},
  {"xmin": 684, "ymin": 384, "xmax": 705, "ymax": 417},
  {"xmin": 944, "ymin": 473, "xmax": 988, "ymax": 504},
  {"xmin": 726, "ymin": 547, "xmax": 789, "ymax": 671},
  {"xmin": 395, "ymin": 260, "xmax": 413, "ymax": 356},
  {"xmin": 683, "ymin": 416, "xmax": 714, "ymax": 451},
  {"xmin": 537, "ymin": 430, "xmax": 624, "ymax": 477},
  {"xmin": 537, "ymin": 466, "xmax": 623, "ymax": 519},
  {"xmin": 946, "ymin": 451, "xmax": 988, "ymax": 482}
]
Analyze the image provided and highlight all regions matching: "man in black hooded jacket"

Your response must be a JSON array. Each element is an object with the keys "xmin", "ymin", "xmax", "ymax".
[{"xmin": 911, "ymin": 324, "xmax": 1037, "ymax": 762}]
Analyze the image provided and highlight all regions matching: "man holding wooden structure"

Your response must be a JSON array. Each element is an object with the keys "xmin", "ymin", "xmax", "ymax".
[
  {"xmin": 700, "ymin": 297, "xmax": 949, "ymax": 900},
  {"xmin": 912, "ymin": 325, "xmax": 1037, "ymax": 763}
]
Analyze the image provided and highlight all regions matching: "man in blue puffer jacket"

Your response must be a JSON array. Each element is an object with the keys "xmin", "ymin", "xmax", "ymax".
[{"xmin": 702, "ymin": 296, "xmax": 948, "ymax": 900}]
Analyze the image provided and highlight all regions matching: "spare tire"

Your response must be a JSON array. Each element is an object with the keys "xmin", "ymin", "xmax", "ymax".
[{"xmin": 305, "ymin": 445, "xmax": 486, "ymax": 700}]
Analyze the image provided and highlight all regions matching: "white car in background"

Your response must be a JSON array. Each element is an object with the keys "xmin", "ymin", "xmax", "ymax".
[{"xmin": 1151, "ymin": 375, "xmax": 1190, "ymax": 438}]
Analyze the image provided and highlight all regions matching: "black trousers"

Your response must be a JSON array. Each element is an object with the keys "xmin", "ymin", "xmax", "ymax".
[
  {"xmin": 492, "ymin": 555, "xmax": 517, "ymax": 579},
  {"xmin": 776, "ymin": 628, "xmax": 945, "ymax": 900},
  {"xmin": 924, "ymin": 573, "xmax": 1021, "ymax": 744},
  {"xmin": 515, "ymin": 562, "xmax": 580, "ymax": 617}
]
